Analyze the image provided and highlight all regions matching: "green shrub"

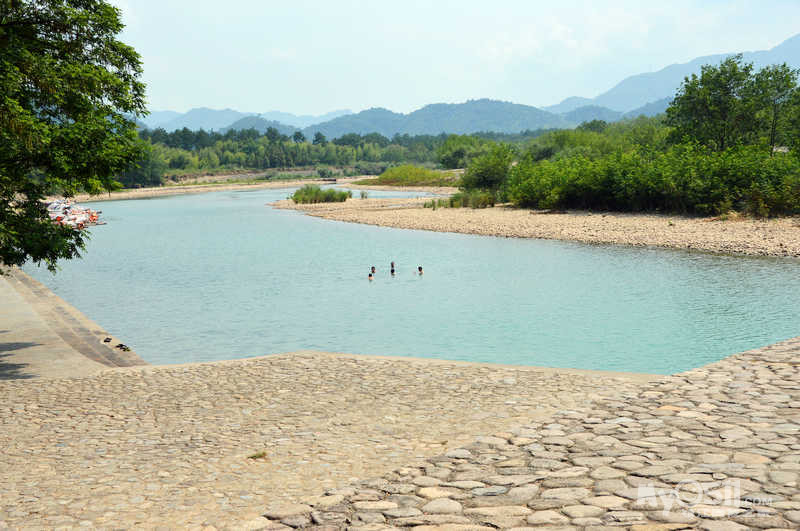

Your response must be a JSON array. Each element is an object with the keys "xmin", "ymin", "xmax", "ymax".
[
  {"xmin": 290, "ymin": 185, "xmax": 351, "ymax": 204},
  {"xmin": 505, "ymin": 143, "xmax": 800, "ymax": 217},
  {"xmin": 354, "ymin": 161, "xmax": 390, "ymax": 175},
  {"xmin": 316, "ymin": 166, "xmax": 335, "ymax": 179},
  {"xmin": 460, "ymin": 144, "xmax": 514, "ymax": 191},
  {"xmin": 354, "ymin": 165, "xmax": 460, "ymax": 187},
  {"xmin": 427, "ymin": 190, "xmax": 496, "ymax": 209}
]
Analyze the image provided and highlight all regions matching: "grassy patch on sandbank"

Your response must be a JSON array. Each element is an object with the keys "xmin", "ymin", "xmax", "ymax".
[
  {"xmin": 354, "ymin": 165, "xmax": 461, "ymax": 187},
  {"xmin": 290, "ymin": 185, "xmax": 352, "ymax": 204}
]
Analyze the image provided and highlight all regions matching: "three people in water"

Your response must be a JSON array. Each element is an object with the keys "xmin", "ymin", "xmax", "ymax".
[{"xmin": 368, "ymin": 262, "xmax": 422, "ymax": 279}]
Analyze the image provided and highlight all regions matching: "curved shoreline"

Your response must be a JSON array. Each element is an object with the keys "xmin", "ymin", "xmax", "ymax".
[
  {"xmin": 65, "ymin": 178, "xmax": 346, "ymax": 203},
  {"xmin": 6, "ymin": 185, "xmax": 799, "ymax": 527},
  {"xmin": 273, "ymin": 196, "xmax": 800, "ymax": 258}
]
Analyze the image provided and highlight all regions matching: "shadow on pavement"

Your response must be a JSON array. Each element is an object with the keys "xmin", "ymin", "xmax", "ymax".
[{"xmin": 0, "ymin": 342, "xmax": 39, "ymax": 380}]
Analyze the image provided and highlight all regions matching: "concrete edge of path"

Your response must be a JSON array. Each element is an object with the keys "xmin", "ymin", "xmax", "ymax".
[{"xmin": 1, "ymin": 267, "xmax": 146, "ymax": 379}]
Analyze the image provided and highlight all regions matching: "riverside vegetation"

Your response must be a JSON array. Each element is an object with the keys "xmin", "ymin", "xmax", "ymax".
[
  {"xmin": 127, "ymin": 56, "xmax": 800, "ymax": 218},
  {"xmin": 353, "ymin": 164, "xmax": 461, "ymax": 187},
  {"xmin": 290, "ymin": 185, "xmax": 352, "ymax": 204},
  {"xmin": 420, "ymin": 55, "xmax": 800, "ymax": 217},
  {"xmin": 119, "ymin": 128, "xmax": 536, "ymax": 188}
]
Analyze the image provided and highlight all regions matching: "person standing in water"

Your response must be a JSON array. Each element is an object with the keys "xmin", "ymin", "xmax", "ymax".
[
  {"xmin": 371, "ymin": 266, "xmax": 376, "ymax": 275},
  {"xmin": 390, "ymin": 261, "xmax": 396, "ymax": 276},
  {"xmin": 417, "ymin": 266, "xmax": 423, "ymax": 275},
  {"xmin": 368, "ymin": 272, "xmax": 373, "ymax": 281}
]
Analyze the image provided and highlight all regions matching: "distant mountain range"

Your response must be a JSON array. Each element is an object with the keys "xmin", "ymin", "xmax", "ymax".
[
  {"xmin": 140, "ymin": 107, "xmax": 353, "ymax": 132},
  {"xmin": 220, "ymin": 116, "xmax": 297, "ymax": 136},
  {"xmin": 307, "ymin": 100, "xmax": 570, "ymax": 138},
  {"xmin": 546, "ymin": 33, "xmax": 800, "ymax": 113},
  {"xmin": 258, "ymin": 109, "xmax": 352, "ymax": 128},
  {"xmin": 141, "ymin": 32, "xmax": 800, "ymax": 138}
]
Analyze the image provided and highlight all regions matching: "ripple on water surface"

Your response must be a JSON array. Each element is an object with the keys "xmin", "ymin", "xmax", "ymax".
[{"xmin": 25, "ymin": 187, "xmax": 800, "ymax": 374}]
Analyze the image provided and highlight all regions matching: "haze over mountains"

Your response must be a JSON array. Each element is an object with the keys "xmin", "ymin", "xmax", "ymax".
[
  {"xmin": 144, "ymin": 33, "xmax": 800, "ymax": 138},
  {"xmin": 140, "ymin": 109, "xmax": 352, "ymax": 132}
]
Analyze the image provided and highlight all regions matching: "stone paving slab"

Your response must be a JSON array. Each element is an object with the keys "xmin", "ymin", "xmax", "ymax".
[
  {"xmin": 0, "ymin": 352, "xmax": 652, "ymax": 529},
  {"xmin": 263, "ymin": 338, "xmax": 800, "ymax": 530}
]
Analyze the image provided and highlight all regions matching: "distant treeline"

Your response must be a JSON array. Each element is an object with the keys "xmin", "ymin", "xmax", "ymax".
[
  {"xmin": 119, "ymin": 126, "xmax": 553, "ymax": 188},
  {"xmin": 448, "ymin": 56, "xmax": 800, "ymax": 217}
]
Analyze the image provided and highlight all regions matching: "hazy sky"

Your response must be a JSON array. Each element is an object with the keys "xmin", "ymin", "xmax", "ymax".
[{"xmin": 112, "ymin": 0, "xmax": 800, "ymax": 115}]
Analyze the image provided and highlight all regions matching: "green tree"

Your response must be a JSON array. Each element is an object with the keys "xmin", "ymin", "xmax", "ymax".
[
  {"xmin": 312, "ymin": 132, "xmax": 327, "ymax": 145},
  {"xmin": 362, "ymin": 132, "xmax": 390, "ymax": 148},
  {"xmin": 789, "ymin": 89, "xmax": 800, "ymax": 152},
  {"xmin": 1, "ymin": 0, "xmax": 146, "ymax": 271},
  {"xmin": 292, "ymin": 130, "xmax": 306, "ymax": 143},
  {"xmin": 264, "ymin": 127, "xmax": 281, "ymax": 143},
  {"xmin": 753, "ymin": 63, "xmax": 799, "ymax": 154},
  {"xmin": 665, "ymin": 55, "xmax": 758, "ymax": 151},
  {"xmin": 117, "ymin": 143, "xmax": 166, "ymax": 188},
  {"xmin": 577, "ymin": 119, "xmax": 608, "ymax": 133},
  {"xmin": 436, "ymin": 135, "xmax": 488, "ymax": 168},
  {"xmin": 333, "ymin": 133, "xmax": 362, "ymax": 147},
  {"xmin": 461, "ymin": 143, "xmax": 514, "ymax": 191}
]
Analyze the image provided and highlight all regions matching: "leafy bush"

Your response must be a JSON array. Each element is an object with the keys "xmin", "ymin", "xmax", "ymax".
[
  {"xmin": 505, "ymin": 144, "xmax": 800, "ymax": 217},
  {"xmin": 290, "ymin": 185, "xmax": 351, "ymax": 204},
  {"xmin": 316, "ymin": 166, "xmax": 336, "ymax": 179},
  {"xmin": 354, "ymin": 161, "xmax": 391, "ymax": 175},
  {"xmin": 424, "ymin": 191, "xmax": 496, "ymax": 209},
  {"xmin": 354, "ymin": 165, "xmax": 460, "ymax": 187},
  {"xmin": 436, "ymin": 135, "xmax": 492, "ymax": 168},
  {"xmin": 460, "ymin": 144, "xmax": 514, "ymax": 191}
]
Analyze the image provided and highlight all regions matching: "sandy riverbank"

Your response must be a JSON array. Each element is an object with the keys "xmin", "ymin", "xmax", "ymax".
[
  {"xmin": 338, "ymin": 182, "xmax": 459, "ymax": 195},
  {"xmin": 65, "ymin": 178, "xmax": 355, "ymax": 203},
  {"xmin": 273, "ymin": 196, "xmax": 800, "ymax": 258},
  {"xmin": 60, "ymin": 177, "xmax": 456, "ymax": 203}
]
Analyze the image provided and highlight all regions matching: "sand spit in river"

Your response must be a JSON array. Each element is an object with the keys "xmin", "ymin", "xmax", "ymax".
[{"xmin": 273, "ymin": 196, "xmax": 800, "ymax": 258}]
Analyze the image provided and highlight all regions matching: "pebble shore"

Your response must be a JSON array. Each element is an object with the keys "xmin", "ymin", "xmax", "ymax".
[{"xmin": 273, "ymin": 198, "xmax": 800, "ymax": 258}]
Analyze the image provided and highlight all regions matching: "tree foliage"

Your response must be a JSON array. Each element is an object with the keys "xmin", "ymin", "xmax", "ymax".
[
  {"xmin": 665, "ymin": 55, "xmax": 800, "ymax": 153},
  {"xmin": 460, "ymin": 143, "xmax": 514, "ymax": 191},
  {"xmin": 505, "ymin": 144, "xmax": 800, "ymax": 217},
  {"xmin": 753, "ymin": 63, "xmax": 800, "ymax": 154},
  {"xmin": 1, "ymin": 0, "xmax": 146, "ymax": 271}
]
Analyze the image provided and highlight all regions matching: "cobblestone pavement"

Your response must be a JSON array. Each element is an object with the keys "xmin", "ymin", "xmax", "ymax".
[
  {"xmin": 253, "ymin": 338, "xmax": 800, "ymax": 531},
  {"xmin": 0, "ymin": 353, "xmax": 652, "ymax": 529}
]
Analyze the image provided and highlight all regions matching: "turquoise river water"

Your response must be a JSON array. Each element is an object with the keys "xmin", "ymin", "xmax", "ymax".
[{"xmin": 25, "ymin": 186, "xmax": 800, "ymax": 374}]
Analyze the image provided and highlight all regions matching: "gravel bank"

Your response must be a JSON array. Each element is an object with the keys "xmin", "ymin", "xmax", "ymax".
[{"xmin": 273, "ymin": 197, "xmax": 800, "ymax": 258}]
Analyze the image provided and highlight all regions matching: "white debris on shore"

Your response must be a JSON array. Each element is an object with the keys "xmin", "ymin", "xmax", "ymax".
[{"xmin": 46, "ymin": 199, "xmax": 104, "ymax": 229}]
